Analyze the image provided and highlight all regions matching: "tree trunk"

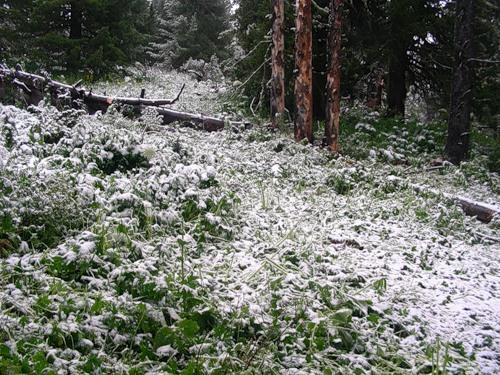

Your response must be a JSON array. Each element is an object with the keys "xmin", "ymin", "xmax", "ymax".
[
  {"xmin": 446, "ymin": 0, "xmax": 475, "ymax": 165},
  {"xmin": 271, "ymin": 0, "xmax": 285, "ymax": 129},
  {"xmin": 386, "ymin": 47, "xmax": 407, "ymax": 118},
  {"xmin": 68, "ymin": 1, "xmax": 83, "ymax": 71},
  {"xmin": 294, "ymin": 0, "xmax": 313, "ymax": 143},
  {"xmin": 70, "ymin": 1, "xmax": 83, "ymax": 40},
  {"xmin": 324, "ymin": 0, "xmax": 343, "ymax": 152},
  {"xmin": 375, "ymin": 75, "xmax": 384, "ymax": 109}
]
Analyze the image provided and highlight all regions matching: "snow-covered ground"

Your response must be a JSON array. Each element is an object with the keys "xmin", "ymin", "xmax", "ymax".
[{"xmin": 0, "ymin": 70, "xmax": 498, "ymax": 374}]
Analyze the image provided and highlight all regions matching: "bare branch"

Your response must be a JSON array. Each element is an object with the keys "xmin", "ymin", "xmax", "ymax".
[
  {"xmin": 312, "ymin": 0, "xmax": 329, "ymax": 15},
  {"xmin": 12, "ymin": 78, "xmax": 32, "ymax": 94},
  {"xmin": 469, "ymin": 58, "xmax": 500, "ymax": 64}
]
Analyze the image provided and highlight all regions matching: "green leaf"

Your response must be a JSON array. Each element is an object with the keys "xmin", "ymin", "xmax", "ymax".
[
  {"xmin": 367, "ymin": 313, "xmax": 380, "ymax": 324},
  {"xmin": 180, "ymin": 361, "xmax": 203, "ymax": 375},
  {"xmin": 90, "ymin": 296, "xmax": 108, "ymax": 315},
  {"xmin": 0, "ymin": 344, "xmax": 12, "ymax": 359},
  {"xmin": 178, "ymin": 319, "xmax": 199, "ymax": 338},
  {"xmin": 117, "ymin": 223, "xmax": 128, "ymax": 234},
  {"xmin": 81, "ymin": 354, "xmax": 102, "ymax": 373},
  {"xmin": 339, "ymin": 329, "xmax": 355, "ymax": 351},
  {"xmin": 139, "ymin": 342, "xmax": 157, "ymax": 361},
  {"xmin": 153, "ymin": 327, "xmax": 175, "ymax": 350},
  {"xmin": 373, "ymin": 278, "xmax": 387, "ymax": 295},
  {"xmin": 1, "ymin": 214, "xmax": 13, "ymax": 232},
  {"xmin": 332, "ymin": 308, "xmax": 353, "ymax": 326},
  {"xmin": 34, "ymin": 294, "xmax": 51, "ymax": 314},
  {"xmin": 32, "ymin": 351, "xmax": 50, "ymax": 374}
]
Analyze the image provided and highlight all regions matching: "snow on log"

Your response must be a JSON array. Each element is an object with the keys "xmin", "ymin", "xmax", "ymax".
[
  {"xmin": 83, "ymin": 84, "xmax": 185, "ymax": 107},
  {"xmin": 0, "ymin": 66, "xmax": 250, "ymax": 131},
  {"xmin": 447, "ymin": 195, "xmax": 499, "ymax": 223},
  {"xmin": 156, "ymin": 108, "xmax": 226, "ymax": 131},
  {"xmin": 0, "ymin": 67, "xmax": 185, "ymax": 107},
  {"xmin": 404, "ymin": 179, "xmax": 499, "ymax": 223}
]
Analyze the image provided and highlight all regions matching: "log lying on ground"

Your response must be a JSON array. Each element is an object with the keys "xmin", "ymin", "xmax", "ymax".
[
  {"xmin": 0, "ymin": 66, "xmax": 247, "ymax": 131},
  {"xmin": 158, "ymin": 107, "xmax": 229, "ymax": 131},
  {"xmin": 397, "ymin": 177, "xmax": 500, "ymax": 223},
  {"xmin": 84, "ymin": 83, "xmax": 185, "ymax": 107},
  {"xmin": 444, "ymin": 194, "xmax": 499, "ymax": 223},
  {"xmin": 0, "ymin": 67, "xmax": 185, "ymax": 107}
]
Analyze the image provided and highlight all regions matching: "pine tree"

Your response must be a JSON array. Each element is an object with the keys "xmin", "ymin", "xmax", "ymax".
[
  {"xmin": 148, "ymin": 0, "xmax": 232, "ymax": 68},
  {"xmin": 294, "ymin": 0, "xmax": 313, "ymax": 143},
  {"xmin": 147, "ymin": 0, "xmax": 179, "ymax": 67},
  {"xmin": 0, "ymin": 1, "xmax": 35, "ymax": 63},
  {"xmin": 271, "ymin": 0, "xmax": 285, "ymax": 129},
  {"xmin": 324, "ymin": 0, "xmax": 344, "ymax": 152},
  {"xmin": 383, "ymin": 0, "xmax": 449, "ymax": 117},
  {"xmin": 1, "ymin": 0, "xmax": 150, "ymax": 76},
  {"xmin": 234, "ymin": 0, "xmax": 274, "ymax": 114},
  {"xmin": 446, "ymin": 0, "xmax": 475, "ymax": 164}
]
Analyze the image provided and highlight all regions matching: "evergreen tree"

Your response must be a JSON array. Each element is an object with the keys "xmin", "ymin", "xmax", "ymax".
[
  {"xmin": 148, "ymin": 0, "xmax": 232, "ymax": 68},
  {"xmin": 324, "ymin": 0, "xmax": 344, "ymax": 152},
  {"xmin": 294, "ymin": 0, "xmax": 314, "ymax": 142},
  {"xmin": 147, "ymin": 0, "xmax": 178, "ymax": 66},
  {"xmin": 270, "ymin": 0, "xmax": 285, "ymax": 129},
  {"xmin": 1, "ymin": 0, "xmax": 150, "ymax": 77},
  {"xmin": 472, "ymin": 0, "xmax": 499, "ymax": 132},
  {"xmin": 233, "ymin": 0, "xmax": 457, "ymax": 120},
  {"xmin": 234, "ymin": 0, "xmax": 296, "ymax": 116},
  {"xmin": 0, "ymin": 1, "xmax": 36, "ymax": 62},
  {"xmin": 446, "ymin": 0, "xmax": 475, "ymax": 164}
]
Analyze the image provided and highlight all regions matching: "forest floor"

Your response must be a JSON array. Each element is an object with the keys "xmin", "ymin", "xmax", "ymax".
[{"xmin": 0, "ymin": 69, "xmax": 499, "ymax": 374}]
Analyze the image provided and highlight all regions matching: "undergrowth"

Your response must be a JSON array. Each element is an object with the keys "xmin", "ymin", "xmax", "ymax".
[{"xmin": 0, "ymin": 73, "xmax": 497, "ymax": 374}]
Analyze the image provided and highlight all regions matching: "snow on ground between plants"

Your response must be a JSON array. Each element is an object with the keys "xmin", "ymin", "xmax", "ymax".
[{"xmin": 0, "ymin": 70, "xmax": 499, "ymax": 374}]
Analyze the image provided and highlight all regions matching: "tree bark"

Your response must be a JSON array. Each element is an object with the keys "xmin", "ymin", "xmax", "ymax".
[
  {"xmin": 324, "ymin": 0, "xmax": 343, "ymax": 152},
  {"xmin": 446, "ymin": 0, "xmax": 475, "ymax": 165},
  {"xmin": 68, "ymin": 1, "xmax": 83, "ymax": 71},
  {"xmin": 271, "ymin": 0, "xmax": 286, "ymax": 129},
  {"xmin": 375, "ymin": 75, "xmax": 384, "ymax": 110},
  {"xmin": 456, "ymin": 197, "xmax": 498, "ymax": 223},
  {"xmin": 294, "ymin": 0, "xmax": 313, "ymax": 143},
  {"xmin": 70, "ymin": 1, "xmax": 83, "ymax": 40},
  {"xmin": 386, "ymin": 47, "xmax": 407, "ymax": 118},
  {"xmin": 156, "ymin": 108, "xmax": 228, "ymax": 131},
  {"xmin": 0, "ymin": 77, "xmax": 5, "ymax": 101}
]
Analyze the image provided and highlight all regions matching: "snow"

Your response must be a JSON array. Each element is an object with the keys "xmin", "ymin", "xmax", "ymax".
[
  {"xmin": 0, "ymin": 69, "xmax": 499, "ymax": 374},
  {"xmin": 156, "ymin": 345, "xmax": 177, "ymax": 357}
]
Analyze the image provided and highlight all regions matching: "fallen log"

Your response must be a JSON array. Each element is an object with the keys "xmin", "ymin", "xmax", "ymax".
[
  {"xmin": 0, "ymin": 66, "xmax": 250, "ymax": 131},
  {"xmin": 0, "ymin": 67, "xmax": 185, "ymax": 108},
  {"xmin": 445, "ymin": 194, "xmax": 499, "ymax": 223},
  {"xmin": 157, "ymin": 107, "xmax": 227, "ymax": 131},
  {"xmin": 391, "ymin": 177, "xmax": 500, "ymax": 223},
  {"xmin": 84, "ymin": 84, "xmax": 185, "ymax": 107}
]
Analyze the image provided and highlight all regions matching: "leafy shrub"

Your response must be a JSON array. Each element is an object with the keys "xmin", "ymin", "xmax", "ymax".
[
  {"xmin": 327, "ymin": 174, "xmax": 353, "ymax": 195},
  {"xmin": 0, "ymin": 171, "xmax": 95, "ymax": 250}
]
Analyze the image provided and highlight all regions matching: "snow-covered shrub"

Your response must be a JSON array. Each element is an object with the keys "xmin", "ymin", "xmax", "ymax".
[
  {"xmin": 326, "ymin": 172, "xmax": 354, "ymax": 195},
  {"xmin": 1, "ymin": 170, "xmax": 95, "ymax": 250},
  {"xmin": 2, "ymin": 71, "xmax": 498, "ymax": 374},
  {"xmin": 181, "ymin": 58, "xmax": 207, "ymax": 79},
  {"xmin": 181, "ymin": 56, "xmax": 224, "ymax": 83},
  {"xmin": 205, "ymin": 55, "xmax": 225, "ymax": 83}
]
